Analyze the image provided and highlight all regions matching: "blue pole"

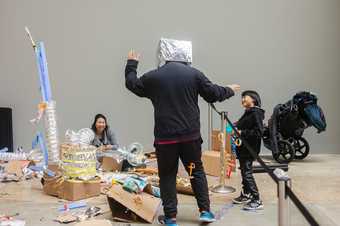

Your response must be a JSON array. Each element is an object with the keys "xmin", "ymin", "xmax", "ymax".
[{"xmin": 35, "ymin": 42, "xmax": 52, "ymax": 102}]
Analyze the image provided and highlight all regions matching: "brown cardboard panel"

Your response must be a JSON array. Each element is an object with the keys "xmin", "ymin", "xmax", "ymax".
[
  {"xmin": 60, "ymin": 178, "xmax": 101, "ymax": 201},
  {"xmin": 43, "ymin": 176, "xmax": 101, "ymax": 201},
  {"xmin": 202, "ymin": 150, "xmax": 221, "ymax": 177},
  {"xmin": 5, "ymin": 160, "xmax": 30, "ymax": 177},
  {"xmin": 101, "ymin": 156, "xmax": 122, "ymax": 172},
  {"xmin": 107, "ymin": 184, "xmax": 161, "ymax": 223}
]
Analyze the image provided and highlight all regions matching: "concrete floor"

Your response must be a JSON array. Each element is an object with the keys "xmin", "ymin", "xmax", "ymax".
[{"xmin": 1, "ymin": 154, "xmax": 340, "ymax": 226}]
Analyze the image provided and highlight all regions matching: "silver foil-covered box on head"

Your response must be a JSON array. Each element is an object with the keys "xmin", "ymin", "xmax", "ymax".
[{"xmin": 159, "ymin": 38, "xmax": 192, "ymax": 65}]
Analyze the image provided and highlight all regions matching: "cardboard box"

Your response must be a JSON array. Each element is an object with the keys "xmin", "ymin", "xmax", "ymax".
[
  {"xmin": 47, "ymin": 164, "xmax": 61, "ymax": 173},
  {"xmin": 43, "ymin": 176, "xmax": 101, "ymax": 201},
  {"xmin": 107, "ymin": 184, "xmax": 161, "ymax": 223},
  {"xmin": 101, "ymin": 156, "xmax": 122, "ymax": 172},
  {"xmin": 202, "ymin": 150, "xmax": 221, "ymax": 177},
  {"xmin": 42, "ymin": 172, "xmax": 64, "ymax": 197},
  {"xmin": 60, "ymin": 178, "xmax": 101, "ymax": 201}
]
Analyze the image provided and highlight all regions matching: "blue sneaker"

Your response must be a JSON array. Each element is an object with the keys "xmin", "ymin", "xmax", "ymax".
[
  {"xmin": 158, "ymin": 215, "xmax": 178, "ymax": 226},
  {"xmin": 199, "ymin": 211, "xmax": 216, "ymax": 223}
]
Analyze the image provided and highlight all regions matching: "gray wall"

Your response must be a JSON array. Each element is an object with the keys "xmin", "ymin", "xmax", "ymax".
[{"xmin": 1, "ymin": 0, "xmax": 339, "ymax": 154}]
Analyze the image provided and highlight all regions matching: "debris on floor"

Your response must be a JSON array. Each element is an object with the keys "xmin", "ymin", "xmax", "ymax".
[
  {"xmin": 0, "ymin": 140, "xmax": 196, "ymax": 225},
  {"xmin": 107, "ymin": 184, "xmax": 161, "ymax": 223},
  {"xmin": 0, "ymin": 213, "xmax": 25, "ymax": 226},
  {"xmin": 74, "ymin": 219, "xmax": 112, "ymax": 226},
  {"xmin": 55, "ymin": 206, "xmax": 102, "ymax": 224},
  {"xmin": 58, "ymin": 201, "xmax": 87, "ymax": 212}
]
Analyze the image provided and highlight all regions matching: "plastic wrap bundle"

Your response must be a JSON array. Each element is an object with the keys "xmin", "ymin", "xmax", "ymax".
[
  {"xmin": 44, "ymin": 101, "xmax": 59, "ymax": 164},
  {"xmin": 65, "ymin": 128, "xmax": 95, "ymax": 145},
  {"xmin": 159, "ymin": 38, "xmax": 192, "ymax": 66},
  {"xmin": 60, "ymin": 143, "xmax": 97, "ymax": 180},
  {"xmin": 61, "ymin": 128, "xmax": 97, "ymax": 180},
  {"xmin": 113, "ymin": 142, "xmax": 146, "ymax": 166}
]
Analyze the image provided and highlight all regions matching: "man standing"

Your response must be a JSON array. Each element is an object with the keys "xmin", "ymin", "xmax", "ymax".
[{"xmin": 125, "ymin": 50, "xmax": 240, "ymax": 226}]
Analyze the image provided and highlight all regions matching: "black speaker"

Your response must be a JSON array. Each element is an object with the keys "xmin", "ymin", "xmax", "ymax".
[{"xmin": 0, "ymin": 108, "xmax": 13, "ymax": 152}]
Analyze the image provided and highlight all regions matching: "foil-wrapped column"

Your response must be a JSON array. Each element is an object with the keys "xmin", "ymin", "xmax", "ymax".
[{"xmin": 44, "ymin": 100, "xmax": 59, "ymax": 164}]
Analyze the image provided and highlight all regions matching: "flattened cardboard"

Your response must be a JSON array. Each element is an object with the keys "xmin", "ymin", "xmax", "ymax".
[
  {"xmin": 107, "ymin": 184, "xmax": 161, "ymax": 223},
  {"xmin": 5, "ymin": 160, "xmax": 30, "ymax": 177}
]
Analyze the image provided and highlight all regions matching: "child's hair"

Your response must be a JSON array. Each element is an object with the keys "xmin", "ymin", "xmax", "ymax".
[{"xmin": 241, "ymin": 90, "xmax": 262, "ymax": 107}]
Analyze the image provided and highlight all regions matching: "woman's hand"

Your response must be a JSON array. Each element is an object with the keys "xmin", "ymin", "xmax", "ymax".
[
  {"xmin": 98, "ymin": 146, "xmax": 105, "ymax": 152},
  {"xmin": 105, "ymin": 145, "xmax": 113, "ymax": 150}
]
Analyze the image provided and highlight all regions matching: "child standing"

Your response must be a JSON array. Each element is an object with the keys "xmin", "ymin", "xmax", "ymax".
[{"xmin": 232, "ymin": 90, "xmax": 265, "ymax": 210}]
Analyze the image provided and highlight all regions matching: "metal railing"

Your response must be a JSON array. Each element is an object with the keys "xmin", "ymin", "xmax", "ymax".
[{"xmin": 208, "ymin": 103, "xmax": 319, "ymax": 226}]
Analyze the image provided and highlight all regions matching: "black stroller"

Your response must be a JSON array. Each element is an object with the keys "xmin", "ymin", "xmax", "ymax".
[{"xmin": 263, "ymin": 91, "xmax": 327, "ymax": 163}]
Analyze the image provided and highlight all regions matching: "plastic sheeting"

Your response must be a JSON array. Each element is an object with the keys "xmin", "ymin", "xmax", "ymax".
[{"xmin": 65, "ymin": 128, "xmax": 95, "ymax": 145}]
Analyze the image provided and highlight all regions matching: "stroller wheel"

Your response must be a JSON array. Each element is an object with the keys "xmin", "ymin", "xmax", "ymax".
[
  {"xmin": 273, "ymin": 140, "xmax": 295, "ymax": 164},
  {"xmin": 293, "ymin": 137, "xmax": 310, "ymax": 160}
]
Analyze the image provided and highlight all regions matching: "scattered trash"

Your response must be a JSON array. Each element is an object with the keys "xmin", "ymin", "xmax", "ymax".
[
  {"xmin": 55, "ymin": 212, "xmax": 77, "ymax": 224},
  {"xmin": 0, "ymin": 152, "xmax": 28, "ymax": 162},
  {"xmin": 176, "ymin": 176, "xmax": 194, "ymax": 195},
  {"xmin": 111, "ymin": 143, "xmax": 146, "ymax": 167},
  {"xmin": 107, "ymin": 184, "xmax": 161, "ymax": 223},
  {"xmin": 0, "ymin": 213, "xmax": 25, "ymax": 226},
  {"xmin": 122, "ymin": 175, "xmax": 148, "ymax": 194},
  {"xmin": 58, "ymin": 201, "xmax": 87, "ymax": 212},
  {"xmin": 55, "ymin": 206, "xmax": 102, "ymax": 224},
  {"xmin": 133, "ymin": 167, "xmax": 158, "ymax": 175},
  {"xmin": 0, "ymin": 148, "xmax": 8, "ymax": 153},
  {"xmin": 0, "ymin": 173, "xmax": 20, "ymax": 183},
  {"xmin": 0, "ymin": 220, "xmax": 26, "ymax": 226},
  {"xmin": 0, "ymin": 192, "xmax": 10, "ymax": 198},
  {"xmin": 99, "ymin": 172, "xmax": 130, "ymax": 185},
  {"xmin": 78, "ymin": 206, "xmax": 102, "ymax": 221},
  {"xmin": 0, "ymin": 147, "xmax": 42, "ymax": 162},
  {"xmin": 74, "ymin": 219, "xmax": 112, "ymax": 226},
  {"xmin": 149, "ymin": 185, "xmax": 160, "ymax": 198}
]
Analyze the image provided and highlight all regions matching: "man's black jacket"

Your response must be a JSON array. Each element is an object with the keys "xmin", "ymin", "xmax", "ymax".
[{"xmin": 125, "ymin": 60, "xmax": 234, "ymax": 142}]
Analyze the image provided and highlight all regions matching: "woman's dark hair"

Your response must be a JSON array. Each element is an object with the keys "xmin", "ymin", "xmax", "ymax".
[{"xmin": 91, "ymin": 114, "xmax": 109, "ymax": 134}]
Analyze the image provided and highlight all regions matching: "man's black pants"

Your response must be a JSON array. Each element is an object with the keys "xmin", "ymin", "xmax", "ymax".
[
  {"xmin": 155, "ymin": 139, "xmax": 210, "ymax": 218},
  {"xmin": 239, "ymin": 158, "xmax": 260, "ymax": 200}
]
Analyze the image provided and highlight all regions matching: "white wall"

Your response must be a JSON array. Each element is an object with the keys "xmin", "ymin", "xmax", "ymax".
[{"xmin": 1, "ymin": 0, "xmax": 339, "ymax": 154}]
